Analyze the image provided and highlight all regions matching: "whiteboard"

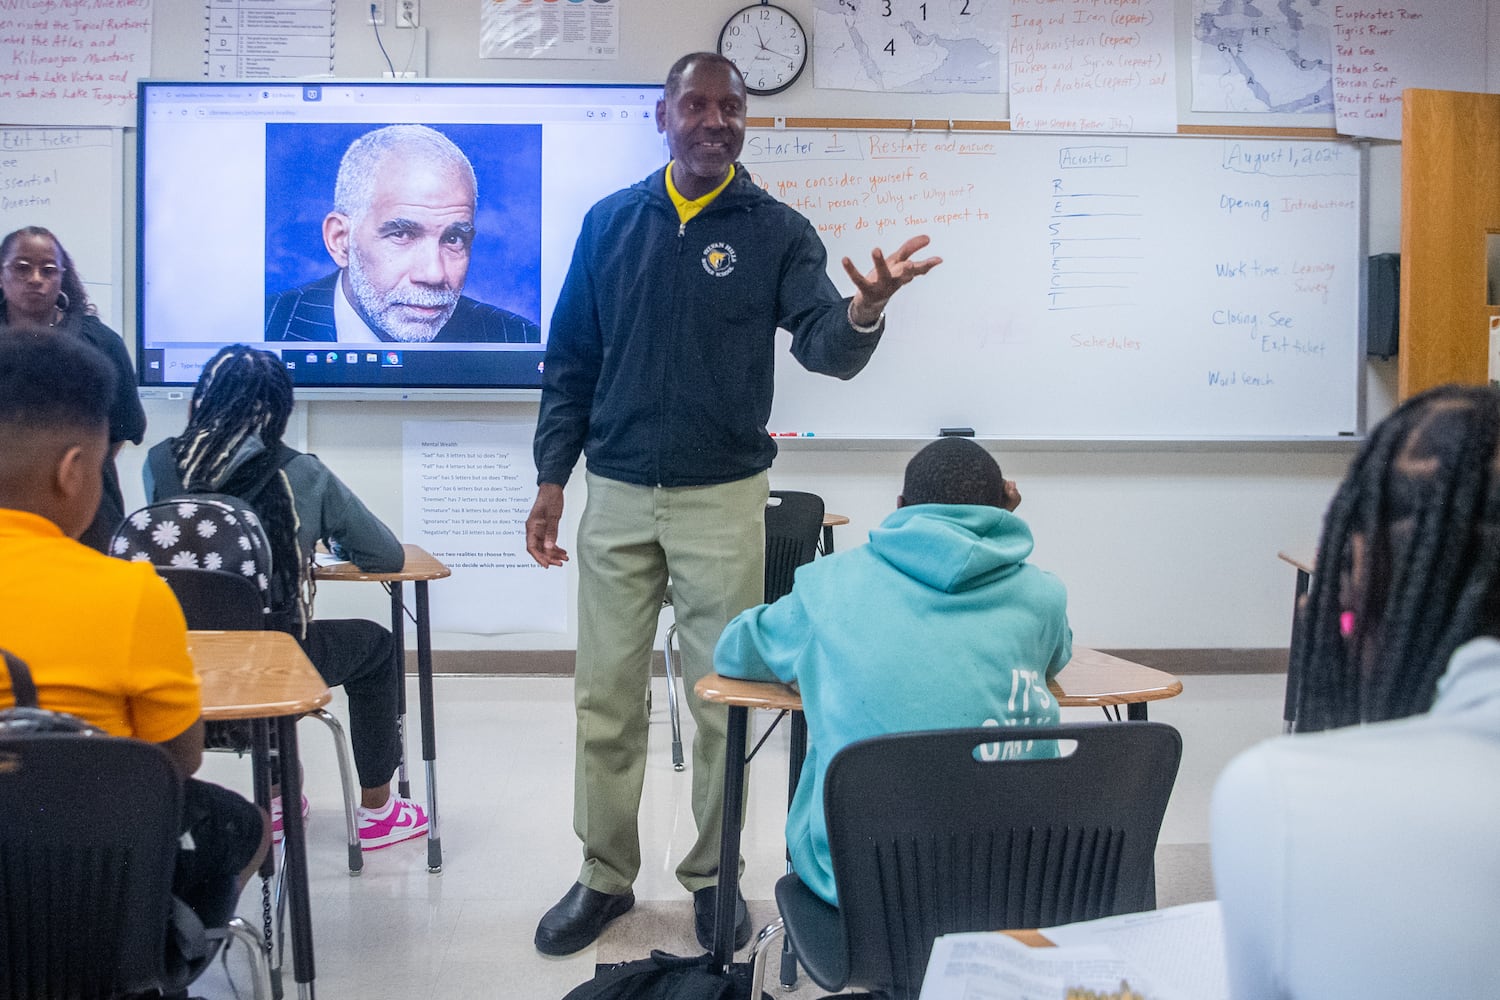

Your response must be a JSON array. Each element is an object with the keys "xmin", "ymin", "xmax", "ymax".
[
  {"xmin": 743, "ymin": 129, "xmax": 1365, "ymax": 440},
  {"xmin": 0, "ymin": 128, "xmax": 123, "ymax": 329}
]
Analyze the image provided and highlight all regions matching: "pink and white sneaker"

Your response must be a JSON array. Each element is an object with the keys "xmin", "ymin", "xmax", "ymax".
[
  {"xmin": 270, "ymin": 794, "xmax": 310, "ymax": 845},
  {"xmin": 357, "ymin": 795, "xmax": 429, "ymax": 850}
]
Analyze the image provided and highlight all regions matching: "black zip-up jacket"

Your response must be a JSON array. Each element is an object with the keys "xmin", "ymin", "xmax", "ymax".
[{"xmin": 533, "ymin": 164, "xmax": 882, "ymax": 488}]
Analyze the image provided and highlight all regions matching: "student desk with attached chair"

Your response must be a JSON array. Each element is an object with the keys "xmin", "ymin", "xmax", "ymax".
[
  {"xmin": 191, "ymin": 628, "xmax": 331, "ymax": 1000},
  {"xmin": 694, "ymin": 649, "xmax": 1184, "ymax": 973},
  {"xmin": 312, "ymin": 542, "xmax": 451, "ymax": 872}
]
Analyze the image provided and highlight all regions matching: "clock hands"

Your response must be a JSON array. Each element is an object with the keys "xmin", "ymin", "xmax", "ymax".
[{"xmin": 749, "ymin": 27, "xmax": 795, "ymax": 65}]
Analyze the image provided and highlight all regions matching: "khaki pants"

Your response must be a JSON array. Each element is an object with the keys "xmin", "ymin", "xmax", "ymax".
[{"xmin": 573, "ymin": 470, "xmax": 768, "ymax": 894}]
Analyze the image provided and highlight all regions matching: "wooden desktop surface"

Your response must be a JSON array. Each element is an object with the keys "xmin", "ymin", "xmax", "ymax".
[
  {"xmin": 696, "ymin": 646, "xmax": 1182, "ymax": 711},
  {"xmin": 1277, "ymin": 550, "xmax": 1315, "ymax": 576},
  {"xmin": 188, "ymin": 630, "xmax": 330, "ymax": 719},
  {"xmin": 1051, "ymin": 646, "xmax": 1184, "ymax": 708},
  {"xmin": 311, "ymin": 543, "xmax": 451, "ymax": 583}
]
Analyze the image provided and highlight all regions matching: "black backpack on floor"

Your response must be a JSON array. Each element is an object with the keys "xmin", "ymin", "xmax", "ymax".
[{"xmin": 562, "ymin": 951, "xmax": 772, "ymax": 1000}]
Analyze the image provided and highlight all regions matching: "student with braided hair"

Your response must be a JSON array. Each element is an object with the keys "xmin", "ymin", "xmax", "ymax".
[
  {"xmin": 1212, "ymin": 383, "xmax": 1500, "ymax": 999},
  {"xmin": 144, "ymin": 345, "xmax": 429, "ymax": 850}
]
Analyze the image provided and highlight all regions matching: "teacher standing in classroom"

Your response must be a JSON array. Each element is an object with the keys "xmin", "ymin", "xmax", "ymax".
[
  {"xmin": 526, "ymin": 51, "xmax": 940, "ymax": 956},
  {"xmin": 0, "ymin": 226, "xmax": 144, "ymax": 553}
]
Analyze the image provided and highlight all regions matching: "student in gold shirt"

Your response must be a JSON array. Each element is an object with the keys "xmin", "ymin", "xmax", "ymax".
[{"xmin": 0, "ymin": 328, "xmax": 267, "ymax": 933}]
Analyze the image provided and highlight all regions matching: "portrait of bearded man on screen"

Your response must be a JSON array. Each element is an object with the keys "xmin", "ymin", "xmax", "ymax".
[{"xmin": 264, "ymin": 124, "xmax": 540, "ymax": 345}]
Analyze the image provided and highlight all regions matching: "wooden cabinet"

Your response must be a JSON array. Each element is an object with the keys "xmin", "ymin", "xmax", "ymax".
[{"xmin": 1399, "ymin": 88, "xmax": 1500, "ymax": 398}]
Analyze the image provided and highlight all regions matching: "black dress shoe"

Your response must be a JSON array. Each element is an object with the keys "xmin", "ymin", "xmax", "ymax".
[
  {"xmin": 534, "ymin": 881, "xmax": 635, "ymax": 956},
  {"xmin": 692, "ymin": 885, "xmax": 751, "ymax": 952}
]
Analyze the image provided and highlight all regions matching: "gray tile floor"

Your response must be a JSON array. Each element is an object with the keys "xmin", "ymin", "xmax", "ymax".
[{"xmin": 193, "ymin": 671, "xmax": 1287, "ymax": 999}]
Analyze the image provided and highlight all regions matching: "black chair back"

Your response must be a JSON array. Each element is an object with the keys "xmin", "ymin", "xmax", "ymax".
[
  {"xmin": 162, "ymin": 567, "xmax": 272, "ymax": 753},
  {"xmin": 764, "ymin": 490, "xmax": 824, "ymax": 603},
  {"xmin": 0, "ymin": 732, "xmax": 191, "ymax": 999},
  {"xmin": 117, "ymin": 506, "xmax": 276, "ymax": 748},
  {"xmin": 160, "ymin": 567, "xmax": 268, "ymax": 630},
  {"xmin": 779, "ymin": 721, "xmax": 1182, "ymax": 999}
]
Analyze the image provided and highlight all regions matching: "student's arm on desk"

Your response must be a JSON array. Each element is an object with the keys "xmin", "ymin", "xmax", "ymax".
[
  {"xmin": 712, "ymin": 594, "xmax": 810, "ymax": 686},
  {"xmin": 303, "ymin": 455, "xmax": 404, "ymax": 572}
]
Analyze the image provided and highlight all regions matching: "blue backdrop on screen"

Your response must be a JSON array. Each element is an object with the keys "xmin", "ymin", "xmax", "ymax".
[{"xmin": 262, "ymin": 123, "xmax": 543, "ymax": 325}]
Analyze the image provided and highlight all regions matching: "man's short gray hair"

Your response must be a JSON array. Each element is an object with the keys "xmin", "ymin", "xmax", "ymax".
[{"xmin": 333, "ymin": 124, "xmax": 478, "ymax": 222}]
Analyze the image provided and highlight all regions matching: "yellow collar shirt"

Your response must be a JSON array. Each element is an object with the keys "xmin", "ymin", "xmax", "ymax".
[
  {"xmin": 666, "ymin": 161, "xmax": 736, "ymax": 225},
  {"xmin": 0, "ymin": 507, "xmax": 200, "ymax": 742}
]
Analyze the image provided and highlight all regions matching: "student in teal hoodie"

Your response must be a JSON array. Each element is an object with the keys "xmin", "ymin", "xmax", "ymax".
[{"xmin": 713, "ymin": 437, "xmax": 1073, "ymax": 906}]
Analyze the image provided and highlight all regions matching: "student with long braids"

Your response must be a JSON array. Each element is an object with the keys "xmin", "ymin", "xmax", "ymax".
[
  {"xmin": 144, "ymin": 345, "xmax": 429, "ymax": 850},
  {"xmin": 1212, "ymin": 383, "xmax": 1500, "ymax": 999}
]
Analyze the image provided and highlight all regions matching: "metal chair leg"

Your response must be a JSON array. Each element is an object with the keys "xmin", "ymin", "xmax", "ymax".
[
  {"xmin": 779, "ymin": 933, "xmax": 800, "ymax": 989},
  {"xmin": 747, "ymin": 918, "xmax": 785, "ymax": 1000},
  {"xmin": 304, "ymin": 709, "xmax": 363, "ymax": 874},
  {"xmin": 220, "ymin": 916, "xmax": 275, "ymax": 1000},
  {"xmin": 662, "ymin": 622, "xmax": 685, "ymax": 771}
]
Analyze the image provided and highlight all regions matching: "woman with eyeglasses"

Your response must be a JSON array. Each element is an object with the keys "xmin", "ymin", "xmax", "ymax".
[{"xmin": 0, "ymin": 226, "xmax": 145, "ymax": 551}]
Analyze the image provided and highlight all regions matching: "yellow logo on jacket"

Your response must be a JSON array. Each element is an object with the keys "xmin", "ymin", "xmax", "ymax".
[{"xmin": 701, "ymin": 242, "xmax": 737, "ymax": 277}]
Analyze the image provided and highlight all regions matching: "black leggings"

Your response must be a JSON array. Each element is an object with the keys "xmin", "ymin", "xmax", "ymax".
[{"xmin": 297, "ymin": 619, "xmax": 401, "ymax": 791}]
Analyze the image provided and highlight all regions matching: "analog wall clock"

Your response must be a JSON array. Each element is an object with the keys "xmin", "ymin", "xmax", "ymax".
[{"xmin": 718, "ymin": 2, "xmax": 809, "ymax": 97}]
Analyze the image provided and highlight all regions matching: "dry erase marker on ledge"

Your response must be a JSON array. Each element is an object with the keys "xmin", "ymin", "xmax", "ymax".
[{"xmin": 773, "ymin": 431, "xmax": 816, "ymax": 437}]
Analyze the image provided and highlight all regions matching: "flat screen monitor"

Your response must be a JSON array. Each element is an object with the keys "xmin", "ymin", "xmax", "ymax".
[{"xmin": 136, "ymin": 79, "xmax": 667, "ymax": 395}]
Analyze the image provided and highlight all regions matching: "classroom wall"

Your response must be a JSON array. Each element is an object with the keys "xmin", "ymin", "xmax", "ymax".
[{"xmin": 115, "ymin": 1, "xmax": 1497, "ymax": 652}]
